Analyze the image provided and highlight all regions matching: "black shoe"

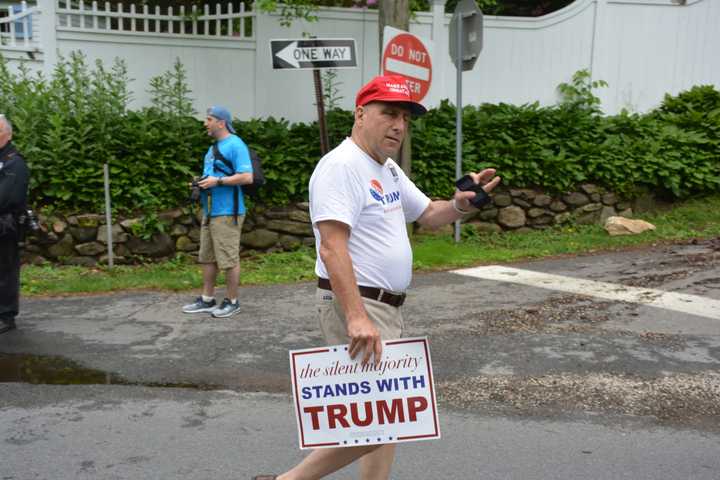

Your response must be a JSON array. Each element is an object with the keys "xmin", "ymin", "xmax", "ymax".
[{"xmin": 0, "ymin": 318, "xmax": 16, "ymax": 334}]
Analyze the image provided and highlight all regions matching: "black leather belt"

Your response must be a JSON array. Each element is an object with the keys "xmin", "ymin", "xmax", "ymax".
[{"xmin": 317, "ymin": 277, "xmax": 406, "ymax": 307}]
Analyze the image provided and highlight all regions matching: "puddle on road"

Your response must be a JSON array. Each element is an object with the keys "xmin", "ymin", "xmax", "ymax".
[
  {"xmin": 0, "ymin": 353, "xmax": 123, "ymax": 385},
  {"xmin": 0, "ymin": 353, "xmax": 217, "ymax": 390}
]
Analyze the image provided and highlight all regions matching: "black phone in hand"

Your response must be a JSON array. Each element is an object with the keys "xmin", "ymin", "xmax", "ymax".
[{"xmin": 455, "ymin": 174, "xmax": 491, "ymax": 209}]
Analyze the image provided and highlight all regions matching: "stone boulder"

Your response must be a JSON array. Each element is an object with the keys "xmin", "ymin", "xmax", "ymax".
[
  {"xmin": 604, "ymin": 216, "xmax": 656, "ymax": 236},
  {"xmin": 126, "ymin": 233, "xmax": 174, "ymax": 257},
  {"xmin": 533, "ymin": 194, "xmax": 552, "ymax": 207},
  {"xmin": 563, "ymin": 192, "xmax": 589, "ymax": 207},
  {"xmin": 599, "ymin": 206, "xmax": 617, "ymax": 224},
  {"xmin": 51, "ymin": 219, "xmax": 67, "ymax": 234},
  {"xmin": 478, "ymin": 208, "xmax": 498, "ymax": 221},
  {"xmin": 241, "ymin": 229, "xmax": 279, "ymax": 249},
  {"xmin": 549, "ymin": 200, "xmax": 568, "ymax": 212},
  {"xmin": 175, "ymin": 236, "xmax": 198, "ymax": 252},
  {"xmin": 97, "ymin": 224, "xmax": 127, "ymax": 244},
  {"xmin": 266, "ymin": 219, "xmax": 313, "ymax": 236},
  {"xmin": 498, "ymin": 206, "xmax": 526, "ymax": 229},
  {"xmin": 68, "ymin": 214, "xmax": 102, "ymax": 228},
  {"xmin": 278, "ymin": 234, "xmax": 304, "ymax": 250},
  {"xmin": 47, "ymin": 234, "xmax": 76, "ymax": 258},
  {"xmin": 288, "ymin": 210, "xmax": 311, "ymax": 223},
  {"xmin": 75, "ymin": 242, "xmax": 106, "ymax": 256},
  {"xmin": 68, "ymin": 226, "xmax": 98, "ymax": 243},
  {"xmin": 493, "ymin": 194, "xmax": 512, "ymax": 207}
]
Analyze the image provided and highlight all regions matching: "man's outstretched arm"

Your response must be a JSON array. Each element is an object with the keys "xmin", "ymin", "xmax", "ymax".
[{"xmin": 417, "ymin": 168, "xmax": 501, "ymax": 228}]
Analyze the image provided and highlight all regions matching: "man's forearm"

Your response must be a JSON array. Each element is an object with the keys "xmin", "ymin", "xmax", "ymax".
[
  {"xmin": 416, "ymin": 200, "xmax": 465, "ymax": 229},
  {"xmin": 319, "ymin": 242, "xmax": 367, "ymax": 322},
  {"xmin": 221, "ymin": 172, "xmax": 253, "ymax": 186}
]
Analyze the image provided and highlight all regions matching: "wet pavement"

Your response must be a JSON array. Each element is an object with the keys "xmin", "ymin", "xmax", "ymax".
[{"xmin": 1, "ymin": 238, "xmax": 719, "ymax": 479}]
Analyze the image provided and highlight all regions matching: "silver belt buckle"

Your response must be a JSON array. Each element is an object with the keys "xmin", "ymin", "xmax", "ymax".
[{"xmin": 377, "ymin": 288, "xmax": 385, "ymax": 302}]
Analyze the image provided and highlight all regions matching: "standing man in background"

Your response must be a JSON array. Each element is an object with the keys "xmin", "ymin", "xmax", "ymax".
[
  {"xmin": 252, "ymin": 76, "xmax": 500, "ymax": 480},
  {"xmin": 0, "ymin": 114, "xmax": 30, "ymax": 335},
  {"xmin": 182, "ymin": 106, "xmax": 254, "ymax": 318}
]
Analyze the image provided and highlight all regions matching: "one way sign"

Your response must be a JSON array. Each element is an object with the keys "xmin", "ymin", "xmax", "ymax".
[{"xmin": 271, "ymin": 38, "xmax": 357, "ymax": 70}]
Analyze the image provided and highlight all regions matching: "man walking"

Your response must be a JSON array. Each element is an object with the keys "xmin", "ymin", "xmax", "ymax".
[
  {"xmin": 253, "ymin": 75, "xmax": 500, "ymax": 479},
  {"xmin": 182, "ymin": 106, "xmax": 253, "ymax": 318},
  {"xmin": 0, "ymin": 115, "xmax": 30, "ymax": 334}
]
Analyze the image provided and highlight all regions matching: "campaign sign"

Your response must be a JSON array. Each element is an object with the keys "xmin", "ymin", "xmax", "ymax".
[{"xmin": 289, "ymin": 337, "xmax": 440, "ymax": 449}]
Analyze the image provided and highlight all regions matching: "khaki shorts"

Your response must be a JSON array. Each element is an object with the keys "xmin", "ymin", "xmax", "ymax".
[
  {"xmin": 198, "ymin": 215, "xmax": 244, "ymax": 270},
  {"xmin": 316, "ymin": 288, "xmax": 405, "ymax": 345}
]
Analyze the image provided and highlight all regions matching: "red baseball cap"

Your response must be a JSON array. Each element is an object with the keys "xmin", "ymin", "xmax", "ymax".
[{"xmin": 355, "ymin": 74, "xmax": 427, "ymax": 116}]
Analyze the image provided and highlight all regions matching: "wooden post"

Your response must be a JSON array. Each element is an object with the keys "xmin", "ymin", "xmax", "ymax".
[{"xmin": 313, "ymin": 69, "xmax": 330, "ymax": 156}]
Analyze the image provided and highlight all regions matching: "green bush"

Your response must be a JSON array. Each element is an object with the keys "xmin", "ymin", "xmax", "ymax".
[
  {"xmin": 1, "ymin": 54, "xmax": 718, "ymax": 214},
  {"xmin": 413, "ymin": 77, "xmax": 719, "ymax": 199},
  {"xmin": 0, "ymin": 53, "xmax": 205, "ymax": 213}
]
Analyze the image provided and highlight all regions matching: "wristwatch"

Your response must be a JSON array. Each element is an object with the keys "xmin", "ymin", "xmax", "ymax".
[{"xmin": 217, "ymin": 177, "xmax": 224, "ymax": 186}]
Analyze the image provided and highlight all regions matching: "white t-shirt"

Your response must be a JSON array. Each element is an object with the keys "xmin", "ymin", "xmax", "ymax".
[{"xmin": 309, "ymin": 138, "xmax": 431, "ymax": 292}]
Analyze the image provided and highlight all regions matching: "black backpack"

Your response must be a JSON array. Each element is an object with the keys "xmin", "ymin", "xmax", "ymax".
[
  {"xmin": 242, "ymin": 148, "xmax": 265, "ymax": 198},
  {"xmin": 212, "ymin": 143, "xmax": 265, "ymax": 199}
]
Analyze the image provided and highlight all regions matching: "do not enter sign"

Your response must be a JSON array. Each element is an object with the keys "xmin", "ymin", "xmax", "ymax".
[{"xmin": 382, "ymin": 28, "xmax": 433, "ymax": 103}]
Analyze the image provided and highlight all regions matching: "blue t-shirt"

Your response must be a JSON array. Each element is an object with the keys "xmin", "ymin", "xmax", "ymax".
[{"xmin": 201, "ymin": 135, "xmax": 253, "ymax": 217}]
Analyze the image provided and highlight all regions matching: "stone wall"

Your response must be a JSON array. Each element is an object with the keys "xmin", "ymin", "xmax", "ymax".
[
  {"xmin": 23, "ymin": 184, "xmax": 651, "ymax": 265},
  {"xmin": 455, "ymin": 183, "xmax": 642, "ymax": 235},
  {"xmin": 24, "ymin": 202, "xmax": 314, "ymax": 266}
]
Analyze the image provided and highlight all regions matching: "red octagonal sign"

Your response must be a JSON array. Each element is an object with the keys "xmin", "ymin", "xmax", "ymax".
[{"xmin": 382, "ymin": 33, "xmax": 432, "ymax": 103}]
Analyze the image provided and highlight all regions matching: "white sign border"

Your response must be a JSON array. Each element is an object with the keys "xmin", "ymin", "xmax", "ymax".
[
  {"xmin": 270, "ymin": 37, "xmax": 358, "ymax": 71},
  {"xmin": 289, "ymin": 337, "xmax": 441, "ymax": 449}
]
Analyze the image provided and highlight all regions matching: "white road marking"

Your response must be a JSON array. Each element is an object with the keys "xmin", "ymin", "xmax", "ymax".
[{"xmin": 452, "ymin": 266, "xmax": 720, "ymax": 320}]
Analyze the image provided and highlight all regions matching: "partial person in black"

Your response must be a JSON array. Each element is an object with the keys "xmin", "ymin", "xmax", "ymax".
[{"xmin": 0, "ymin": 115, "xmax": 30, "ymax": 334}]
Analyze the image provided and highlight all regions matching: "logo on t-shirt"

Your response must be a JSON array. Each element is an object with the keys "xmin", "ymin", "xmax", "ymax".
[
  {"xmin": 369, "ymin": 179, "xmax": 400, "ymax": 206},
  {"xmin": 369, "ymin": 179, "xmax": 384, "ymax": 202}
]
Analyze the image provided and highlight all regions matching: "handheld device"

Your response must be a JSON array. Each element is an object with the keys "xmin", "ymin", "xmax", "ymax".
[
  {"xmin": 455, "ymin": 174, "xmax": 491, "ymax": 209},
  {"xmin": 189, "ymin": 175, "xmax": 209, "ymax": 203}
]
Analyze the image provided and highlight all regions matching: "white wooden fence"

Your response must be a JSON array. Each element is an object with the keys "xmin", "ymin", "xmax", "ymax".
[
  {"xmin": 1, "ymin": 0, "xmax": 718, "ymax": 122},
  {"xmin": 0, "ymin": 1, "xmax": 40, "ymax": 50},
  {"xmin": 56, "ymin": 0, "xmax": 253, "ymax": 38}
]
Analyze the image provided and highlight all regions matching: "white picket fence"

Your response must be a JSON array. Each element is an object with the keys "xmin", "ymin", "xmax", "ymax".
[
  {"xmin": 0, "ymin": 1, "xmax": 39, "ymax": 49},
  {"xmin": 56, "ymin": 0, "xmax": 253, "ymax": 38},
  {"xmin": 1, "ymin": 0, "xmax": 719, "ymax": 122}
]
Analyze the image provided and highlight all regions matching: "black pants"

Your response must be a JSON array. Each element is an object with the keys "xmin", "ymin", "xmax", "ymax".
[{"xmin": 0, "ymin": 236, "xmax": 20, "ymax": 324}]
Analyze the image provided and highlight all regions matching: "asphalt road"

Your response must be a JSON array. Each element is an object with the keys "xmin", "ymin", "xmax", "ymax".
[{"xmin": 1, "ymin": 239, "xmax": 719, "ymax": 479}]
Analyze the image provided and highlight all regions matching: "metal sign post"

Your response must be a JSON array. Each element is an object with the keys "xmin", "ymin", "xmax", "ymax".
[
  {"xmin": 450, "ymin": 0, "xmax": 484, "ymax": 243},
  {"xmin": 454, "ymin": 16, "xmax": 463, "ymax": 243},
  {"xmin": 103, "ymin": 163, "xmax": 113, "ymax": 268}
]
